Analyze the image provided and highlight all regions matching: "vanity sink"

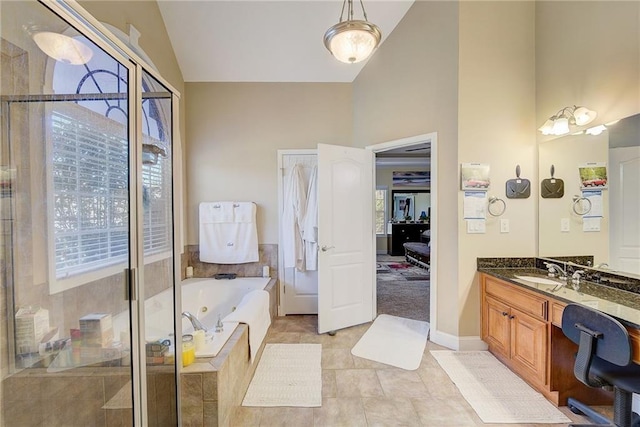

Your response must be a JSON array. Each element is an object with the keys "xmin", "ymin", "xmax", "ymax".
[{"xmin": 514, "ymin": 275, "xmax": 564, "ymax": 286}]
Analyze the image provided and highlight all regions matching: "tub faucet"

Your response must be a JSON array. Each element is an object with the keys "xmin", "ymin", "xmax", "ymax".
[
  {"xmin": 182, "ymin": 311, "xmax": 207, "ymax": 332},
  {"xmin": 543, "ymin": 262, "xmax": 567, "ymax": 280}
]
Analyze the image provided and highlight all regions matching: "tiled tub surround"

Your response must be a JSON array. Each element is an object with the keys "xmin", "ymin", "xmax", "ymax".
[
  {"xmin": 1, "ymin": 366, "xmax": 176, "ymax": 426},
  {"xmin": 180, "ymin": 277, "xmax": 277, "ymax": 426},
  {"xmin": 477, "ymin": 257, "xmax": 640, "ymax": 329},
  {"xmin": 184, "ymin": 244, "xmax": 278, "ymax": 281}
]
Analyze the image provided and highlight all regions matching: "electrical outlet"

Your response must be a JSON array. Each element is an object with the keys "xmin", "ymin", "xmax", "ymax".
[
  {"xmin": 561, "ymin": 218, "xmax": 570, "ymax": 232},
  {"xmin": 500, "ymin": 219, "xmax": 509, "ymax": 233}
]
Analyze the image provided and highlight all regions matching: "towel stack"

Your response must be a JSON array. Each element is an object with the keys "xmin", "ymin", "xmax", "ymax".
[{"xmin": 199, "ymin": 202, "xmax": 259, "ymax": 264}]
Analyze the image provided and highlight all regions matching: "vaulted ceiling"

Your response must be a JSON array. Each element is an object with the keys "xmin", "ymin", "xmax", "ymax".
[{"xmin": 157, "ymin": 1, "xmax": 414, "ymax": 83}]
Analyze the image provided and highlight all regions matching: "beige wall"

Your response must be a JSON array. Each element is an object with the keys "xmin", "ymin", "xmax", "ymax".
[
  {"xmin": 457, "ymin": 1, "xmax": 536, "ymax": 336},
  {"xmin": 353, "ymin": 1, "xmax": 460, "ymax": 336},
  {"xmin": 536, "ymin": 1, "xmax": 640, "ymax": 136},
  {"xmin": 184, "ymin": 83, "xmax": 352, "ymax": 245}
]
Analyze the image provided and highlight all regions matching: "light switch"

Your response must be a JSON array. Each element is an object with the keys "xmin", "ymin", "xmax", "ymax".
[
  {"xmin": 500, "ymin": 219, "xmax": 509, "ymax": 233},
  {"xmin": 561, "ymin": 218, "xmax": 570, "ymax": 232},
  {"xmin": 467, "ymin": 219, "xmax": 486, "ymax": 234}
]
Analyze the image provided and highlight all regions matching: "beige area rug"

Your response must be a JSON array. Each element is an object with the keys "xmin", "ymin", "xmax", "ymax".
[
  {"xmin": 242, "ymin": 343, "xmax": 322, "ymax": 407},
  {"xmin": 431, "ymin": 351, "xmax": 571, "ymax": 424},
  {"xmin": 351, "ymin": 314, "xmax": 430, "ymax": 370}
]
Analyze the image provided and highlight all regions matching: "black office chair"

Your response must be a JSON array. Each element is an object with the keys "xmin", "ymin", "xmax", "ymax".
[{"xmin": 561, "ymin": 304, "xmax": 640, "ymax": 427}]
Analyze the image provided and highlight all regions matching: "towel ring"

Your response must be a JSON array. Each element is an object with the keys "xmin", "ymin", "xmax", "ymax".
[
  {"xmin": 572, "ymin": 195, "xmax": 592, "ymax": 216},
  {"xmin": 488, "ymin": 196, "xmax": 506, "ymax": 217}
]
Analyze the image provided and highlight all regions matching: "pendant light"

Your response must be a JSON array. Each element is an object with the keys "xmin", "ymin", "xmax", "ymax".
[{"xmin": 323, "ymin": 0, "xmax": 382, "ymax": 64}]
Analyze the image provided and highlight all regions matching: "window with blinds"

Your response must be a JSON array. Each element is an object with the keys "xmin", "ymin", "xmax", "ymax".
[{"xmin": 51, "ymin": 108, "xmax": 171, "ymax": 280}]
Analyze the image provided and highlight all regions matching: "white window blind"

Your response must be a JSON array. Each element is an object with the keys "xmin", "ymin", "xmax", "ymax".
[{"xmin": 51, "ymin": 109, "xmax": 171, "ymax": 280}]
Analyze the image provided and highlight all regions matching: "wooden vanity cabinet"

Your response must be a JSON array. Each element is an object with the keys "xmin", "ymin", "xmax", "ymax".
[
  {"xmin": 480, "ymin": 273, "xmax": 613, "ymax": 406},
  {"xmin": 482, "ymin": 276, "xmax": 548, "ymax": 387}
]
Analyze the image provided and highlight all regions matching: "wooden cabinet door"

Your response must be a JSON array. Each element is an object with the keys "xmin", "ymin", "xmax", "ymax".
[
  {"xmin": 484, "ymin": 295, "xmax": 511, "ymax": 359},
  {"xmin": 510, "ymin": 307, "xmax": 548, "ymax": 385}
]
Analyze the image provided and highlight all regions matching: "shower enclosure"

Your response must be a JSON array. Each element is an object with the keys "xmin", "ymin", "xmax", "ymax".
[{"xmin": 1, "ymin": 1, "xmax": 181, "ymax": 425}]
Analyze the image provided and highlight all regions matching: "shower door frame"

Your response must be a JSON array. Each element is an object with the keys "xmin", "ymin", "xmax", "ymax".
[{"xmin": 30, "ymin": 1, "xmax": 183, "ymax": 425}]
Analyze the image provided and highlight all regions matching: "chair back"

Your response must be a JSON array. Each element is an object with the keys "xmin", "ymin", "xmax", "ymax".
[{"xmin": 561, "ymin": 303, "xmax": 632, "ymax": 367}]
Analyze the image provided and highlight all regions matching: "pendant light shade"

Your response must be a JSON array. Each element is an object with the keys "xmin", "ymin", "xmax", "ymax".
[
  {"xmin": 33, "ymin": 32, "xmax": 93, "ymax": 65},
  {"xmin": 324, "ymin": 0, "xmax": 382, "ymax": 64}
]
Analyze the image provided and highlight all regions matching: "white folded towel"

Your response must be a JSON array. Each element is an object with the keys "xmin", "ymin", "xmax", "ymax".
[
  {"xmin": 200, "ymin": 202, "xmax": 235, "ymax": 223},
  {"xmin": 223, "ymin": 290, "xmax": 271, "ymax": 363},
  {"xmin": 199, "ymin": 202, "xmax": 259, "ymax": 264}
]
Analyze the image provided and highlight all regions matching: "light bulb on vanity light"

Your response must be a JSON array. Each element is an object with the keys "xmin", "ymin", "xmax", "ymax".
[
  {"xmin": 585, "ymin": 125, "xmax": 607, "ymax": 136},
  {"xmin": 552, "ymin": 117, "xmax": 570, "ymax": 135},
  {"xmin": 573, "ymin": 106, "xmax": 597, "ymax": 126}
]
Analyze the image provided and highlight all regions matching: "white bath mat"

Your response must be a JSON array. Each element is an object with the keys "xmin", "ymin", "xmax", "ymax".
[
  {"xmin": 242, "ymin": 343, "xmax": 321, "ymax": 407},
  {"xmin": 431, "ymin": 350, "xmax": 571, "ymax": 424},
  {"xmin": 351, "ymin": 314, "xmax": 430, "ymax": 370}
]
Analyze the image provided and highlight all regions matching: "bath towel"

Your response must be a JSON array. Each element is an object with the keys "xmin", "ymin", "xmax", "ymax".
[
  {"xmin": 223, "ymin": 290, "xmax": 271, "ymax": 363},
  {"xmin": 199, "ymin": 202, "xmax": 259, "ymax": 264}
]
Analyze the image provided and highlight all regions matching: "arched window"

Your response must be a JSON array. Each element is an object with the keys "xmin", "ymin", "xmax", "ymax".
[{"xmin": 49, "ymin": 31, "xmax": 171, "ymax": 282}]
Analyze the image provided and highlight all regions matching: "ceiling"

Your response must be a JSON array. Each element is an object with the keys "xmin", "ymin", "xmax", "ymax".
[{"xmin": 157, "ymin": 1, "xmax": 414, "ymax": 83}]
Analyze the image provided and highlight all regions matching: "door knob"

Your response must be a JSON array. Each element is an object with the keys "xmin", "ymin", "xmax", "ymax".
[{"xmin": 321, "ymin": 245, "xmax": 335, "ymax": 252}]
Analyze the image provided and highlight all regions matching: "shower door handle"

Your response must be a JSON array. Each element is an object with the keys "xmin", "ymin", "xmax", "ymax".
[
  {"xmin": 125, "ymin": 268, "xmax": 138, "ymax": 301},
  {"xmin": 321, "ymin": 245, "xmax": 335, "ymax": 252}
]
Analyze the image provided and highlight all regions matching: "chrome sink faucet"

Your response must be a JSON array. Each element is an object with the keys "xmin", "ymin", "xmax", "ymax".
[
  {"xmin": 544, "ymin": 262, "xmax": 567, "ymax": 280},
  {"xmin": 571, "ymin": 270, "xmax": 585, "ymax": 285},
  {"xmin": 182, "ymin": 311, "xmax": 207, "ymax": 332}
]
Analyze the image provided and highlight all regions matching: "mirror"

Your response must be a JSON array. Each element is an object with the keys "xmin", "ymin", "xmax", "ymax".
[
  {"xmin": 391, "ymin": 190, "xmax": 430, "ymax": 221},
  {"xmin": 538, "ymin": 113, "xmax": 640, "ymax": 277}
]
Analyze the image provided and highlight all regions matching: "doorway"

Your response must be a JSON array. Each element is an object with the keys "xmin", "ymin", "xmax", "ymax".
[{"xmin": 368, "ymin": 133, "xmax": 437, "ymax": 328}]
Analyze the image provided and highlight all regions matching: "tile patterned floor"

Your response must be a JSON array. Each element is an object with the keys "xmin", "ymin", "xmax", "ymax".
[{"xmin": 229, "ymin": 315, "xmax": 608, "ymax": 426}]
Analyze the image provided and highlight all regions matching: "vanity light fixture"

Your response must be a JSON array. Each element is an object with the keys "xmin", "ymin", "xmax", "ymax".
[
  {"xmin": 538, "ymin": 105, "xmax": 597, "ymax": 136},
  {"xmin": 323, "ymin": 0, "xmax": 382, "ymax": 64},
  {"xmin": 32, "ymin": 32, "xmax": 93, "ymax": 65}
]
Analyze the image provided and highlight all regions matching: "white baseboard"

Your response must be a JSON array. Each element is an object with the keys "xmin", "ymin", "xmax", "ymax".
[{"xmin": 430, "ymin": 329, "xmax": 488, "ymax": 351}]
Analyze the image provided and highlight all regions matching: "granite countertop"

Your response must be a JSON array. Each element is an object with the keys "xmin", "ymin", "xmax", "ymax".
[{"xmin": 479, "ymin": 267, "xmax": 640, "ymax": 329}]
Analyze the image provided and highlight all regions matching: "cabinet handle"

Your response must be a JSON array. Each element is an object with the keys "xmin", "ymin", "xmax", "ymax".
[
  {"xmin": 509, "ymin": 315, "xmax": 515, "ymax": 319},
  {"xmin": 502, "ymin": 312, "xmax": 508, "ymax": 316}
]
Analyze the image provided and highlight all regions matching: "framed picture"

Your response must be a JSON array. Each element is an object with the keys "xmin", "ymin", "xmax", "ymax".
[
  {"xmin": 461, "ymin": 163, "xmax": 490, "ymax": 191},
  {"xmin": 392, "ymin": 171, "xmax": 430, "ymax": 187},
  {"xmin": 578, "ymin": 163, "xmax": 608, "ymax": 189}
]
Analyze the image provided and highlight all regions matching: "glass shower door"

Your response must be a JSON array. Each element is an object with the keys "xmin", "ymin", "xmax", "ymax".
[{"xmin": 1, "ymin": 1, "xmax": 137, "ymax": 424}]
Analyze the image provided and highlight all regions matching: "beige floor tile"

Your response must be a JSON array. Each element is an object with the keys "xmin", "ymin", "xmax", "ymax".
[
  {"xmin": 322, "ymin": 370, "xmax": 337, "ymax": 398},
  {"xmin": 228, "ymin": 406, "xmax": 263, "ymax": 426},
  {"xmin": 412, "ymin": 396, "xmax": 480, "ymax": 426},
  {"xmin": 415, "ymin": 365, "xmax": 461, "ymax": 397},
  {"xmin": 264, "ymin": 331, "xmax": 301, "ymax": 344},
  {"xmin": 313, "ymin": 397, "xmax": 367, "ymax": 427},
  {"xmin": 335, "ymin": 369, "xmax": 384, "ymax": 397},
  {"xmin": 322, "ymin": 348, "xmax": 355, "ymax": 369},
  {"xmin": 258, "ymin": 407, "xmax": 314, "ymax": 426},
  {"xmin": 377, "ymin": 369, "xmax": 429, "ymax": 398},
  {"xmin": 281, "ymin": 315, "xmax": 318, "ymax": 333},
  {"xmin": 352, "ymin": 355, "xmax": 395, "ymax": 370},
  {"xmin": 362, "ymin": 397, "xmax": 422, "ymax": 426}
]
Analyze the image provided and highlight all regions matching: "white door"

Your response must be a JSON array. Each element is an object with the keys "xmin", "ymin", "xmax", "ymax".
[
  {"xmin": 609, "ymin": 146, "xmax": 640, "ymax": 274},
  {"xmin": 317, "ymin": 143, "xmax": 375, "ymax": 334},
  {"xmin": 279, "ymin": 151, "xmax": 319, "ymax": 314}
]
